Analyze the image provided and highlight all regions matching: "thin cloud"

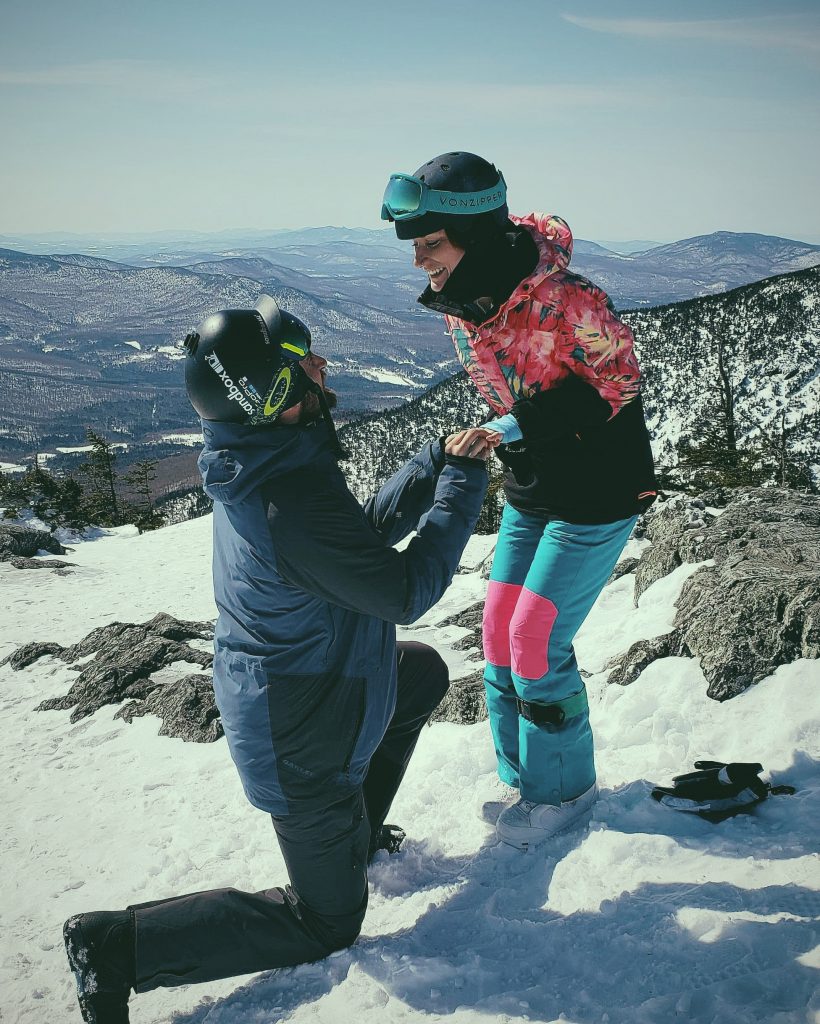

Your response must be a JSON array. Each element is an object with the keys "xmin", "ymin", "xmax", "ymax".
[
  {"xmin": 0, "ymin": 59, "xmax": 212, "ymax": 96},
  {"xmin": 561, "ymin": 13, "xmax": 820, "ymax": 54},
  {"xmin": 0, "ymin": 61, "xmax": 654, "ymax": 112}
]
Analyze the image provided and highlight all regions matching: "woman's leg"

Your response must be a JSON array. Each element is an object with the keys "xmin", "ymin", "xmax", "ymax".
[
  {"xmin": 482, "ymin": 503, "xmax": 545, "ymax": 788},
  {"xmin": 511, "ymin": 516, "xmax": 637, "ymax": 806}
]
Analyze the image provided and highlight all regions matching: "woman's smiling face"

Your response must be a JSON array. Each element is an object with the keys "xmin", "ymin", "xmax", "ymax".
[{"xmin": 411, "ymin": 229, "xmax": 465, "ymax": 292}]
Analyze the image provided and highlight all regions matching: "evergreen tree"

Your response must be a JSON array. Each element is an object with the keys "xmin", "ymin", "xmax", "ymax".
[
  {"xmin": 751, "ymin": 408, "xmax": 818, "ymax": 493},
  {"xmin": 125, "ymin": 459, "xmax": 164, "ymax": 532},
  {"xmin": 0, "ymin": 461, "xmax": 88, "ymax": 527},
  {"xmin": 77, "ymin": 429, "xmax": 122, "ymax": 526},
  {"xmin": 676, "ymin": 329, "xmax": 760, "ymax": 490},
  {"xmin": 676, "ymin": 424, "xmax": 765, "ymax": 490},
  {"xmin": 475, "ymin": 459, "xmax": 505, "ymax": 535},
  {"xmin": 0, "ymin": 469, "xmax": 22, "ymax": 520}
]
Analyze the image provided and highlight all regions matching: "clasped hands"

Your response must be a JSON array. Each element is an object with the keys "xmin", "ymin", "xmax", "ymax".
[{"xmin": 444, "ymin": 427, "xmax": 503, "ymax": 461}]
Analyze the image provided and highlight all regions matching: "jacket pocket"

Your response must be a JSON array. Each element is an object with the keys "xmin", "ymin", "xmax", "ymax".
[{"xmin": 266, "ymin": 673, "xmax": 366, "ymax": 793}]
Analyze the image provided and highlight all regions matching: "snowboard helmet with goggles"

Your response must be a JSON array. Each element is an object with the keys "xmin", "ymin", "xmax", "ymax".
[
  {"xmin": 183, "ymin": 295, "xmax": 314, "ymax": 425},
  {"xmin": 381, "ymin": 152, "xmax": 509, "ymax": 245}
]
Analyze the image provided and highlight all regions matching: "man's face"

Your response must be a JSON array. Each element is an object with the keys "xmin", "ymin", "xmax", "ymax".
[
  {"xmin": 411, "ymin": 229, "xmax": 465, "ymax": 292},
  {"xmin": 279, "ymin": 351, "xmax": 337, "ymax": 425}
]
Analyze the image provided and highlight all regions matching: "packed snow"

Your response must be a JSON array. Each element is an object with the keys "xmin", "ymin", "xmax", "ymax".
[
  {"xmin": 1, "ymin": 515, "xmax": 818, "ymax": 1024},
  {"xmin": 159, "ymin": 433, "xmax": 204, "ymax": 446}
]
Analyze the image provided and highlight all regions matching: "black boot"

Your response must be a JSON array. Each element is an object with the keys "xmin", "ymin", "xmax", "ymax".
[
  {"xmin": 368, "ymin": 822, "xmax": 406, "ymax": 863},
  {"xmin": 64, "ymin": 910, "xmax": 135, "ymax": 1023}
]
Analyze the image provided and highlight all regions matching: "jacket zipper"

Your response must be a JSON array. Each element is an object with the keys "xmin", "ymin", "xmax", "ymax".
[{"xmin": 343, "ymin": 681, "xmax": 366, "ymax": 775}]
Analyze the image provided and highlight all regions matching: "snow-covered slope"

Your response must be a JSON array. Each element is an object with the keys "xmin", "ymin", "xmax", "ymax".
[
  {"xmin": 628, "ymin": 266, "xmax": 820, "ymax": 475},
  {"xmin": 1, "ymin": 517, "xmax": 818, "ymax": 1024}
]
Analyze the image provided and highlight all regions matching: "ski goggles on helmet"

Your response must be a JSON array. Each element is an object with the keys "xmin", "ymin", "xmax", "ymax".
[
  {"xmin": 254, "ymin": 293, "xmax": 311, "ymax": 362},
  {"xmin": 249, "ymin": 306, "xmax": 313, "ymax": 423},
  {"xmin": 380, "ymin": 172, "xmax": 507, "ymax": 222},
  {"xmin": 274, "ymin": 314, "xmax": 311, "ymax": 361}
]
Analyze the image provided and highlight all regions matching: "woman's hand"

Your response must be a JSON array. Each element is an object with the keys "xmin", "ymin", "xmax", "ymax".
[{"xmin": 444, "ymin": 428, "xmax": 501, "ymax": 460}]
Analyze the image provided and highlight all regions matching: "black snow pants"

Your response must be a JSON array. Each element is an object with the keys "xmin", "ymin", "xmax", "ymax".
[{"xmin": 131, "ymin": 641, "xmax": 448, "ymax": 992}]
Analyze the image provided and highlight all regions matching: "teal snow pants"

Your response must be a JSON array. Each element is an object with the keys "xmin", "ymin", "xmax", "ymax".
[{"xmin": 483, "ymin": 504, "xmax": 636, "ymax": 805}]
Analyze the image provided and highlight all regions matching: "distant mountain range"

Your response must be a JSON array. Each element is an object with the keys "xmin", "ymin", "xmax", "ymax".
[
  {"xmin": 2, "ymin": 225, "xmax": 819, "ymax": 310},
  {"xmin": 1, "ymin": 227, "xmax": 819, "ymax": 466}
]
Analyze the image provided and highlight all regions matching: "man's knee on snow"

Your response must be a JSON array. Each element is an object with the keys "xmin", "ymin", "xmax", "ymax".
[{"xmin": 301, "ymin": 900, "xmax": 366, "ymax": 954}]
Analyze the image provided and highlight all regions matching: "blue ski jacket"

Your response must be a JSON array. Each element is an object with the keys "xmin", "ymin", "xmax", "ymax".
[{"xmin": 198, "ymin": 418, "xmax": 487, "ymax": 815}]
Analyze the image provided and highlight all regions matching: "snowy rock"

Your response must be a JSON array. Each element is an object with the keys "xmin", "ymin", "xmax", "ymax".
[
  {"xmin": 606, "ymin": 632, "xmax": 690, "ymax": 687},
  {"xmin": 8, "ymin": 556, "xmax": 75, "ymax": 571},
  {"xmin": 634, "ymin": 495, "xmax": 719, "ymax": 602},
  {"xmin": 430, "ymin": 669, "xmax": 488, "ymax": 724},
  {"xmin": 626, "ymin": 488, "xmax": 820, "ymax": 700},
  {"xmin": 0, "ymin": 523, "xmax": 66, "ymax": 561},
  {"xmin": 608, "ymin": 556, "xmax": 640, "ymax": 584},
  {"xmin": 1, "ymin": 641, "xmax": 65, "ymax": 670},
  {"xmin": 438, "ymin": 602, "xmax": 483, "ymax": 641},
  {"xmin": 7, "ymin": 614, "xmax": 216, "ymax": 725},
  {"xmin": 116, "ymin": 673, "xmax": 223, "ymax": 742},
  {"xmin": 139, "ymin": 611, "xmax": 215, "ymax": 644},
  {"xmin": 59, "ymin": 614, "xmax": 212, "ymax": 662}
]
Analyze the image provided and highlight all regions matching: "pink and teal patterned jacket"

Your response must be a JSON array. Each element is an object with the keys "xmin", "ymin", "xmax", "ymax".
[{"xmin": 443, "ymin": 213, "xmax": 642, "ymax": 418}]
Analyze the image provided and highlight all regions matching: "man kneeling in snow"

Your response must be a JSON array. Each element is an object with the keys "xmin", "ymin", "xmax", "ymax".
[{"xmin": 63, "ymin": 296, "xmax": 489, "ymax": 1024}]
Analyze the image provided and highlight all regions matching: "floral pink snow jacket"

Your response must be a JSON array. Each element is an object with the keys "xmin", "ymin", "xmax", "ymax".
[
  {"xmin": 443, "ymin": 213, "xmax": 641, "ymax": 417},
  {"xmin": 441, "ymin": 213, "xmax": 657, "ymax": 523}
]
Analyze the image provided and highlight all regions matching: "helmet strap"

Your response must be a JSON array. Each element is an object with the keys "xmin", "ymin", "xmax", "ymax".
[{"xmin": 309, "ymin": 380, "xmax": 349, "ymax": 460}]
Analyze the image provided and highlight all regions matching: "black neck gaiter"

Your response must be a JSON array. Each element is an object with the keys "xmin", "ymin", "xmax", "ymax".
[{"xmin": 418, "ymin": 226, "xmax": 539, "ymax": 325}]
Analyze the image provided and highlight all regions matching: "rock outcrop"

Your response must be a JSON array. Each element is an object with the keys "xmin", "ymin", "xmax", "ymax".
[
  {"xmin": 116, "ymin": 674, "xmax": 223, "ymax": 743},
  {"xmin": 431, "ymin": 669, "xmax": 488, "ymax": 725},
  {"xmin": 0, "ymin": 524, "xmax": 66, "ymax": 562},
  {"xmin": 4, "ymin": 615, "xmax": 216, "ymax": 731},
  {"xmin": 9, "ymin": 557, "xmax": 75, "ymax": 571},
  {"xmin": 610, "ymin": 489, "xmax": 820, "ymax": 700}
]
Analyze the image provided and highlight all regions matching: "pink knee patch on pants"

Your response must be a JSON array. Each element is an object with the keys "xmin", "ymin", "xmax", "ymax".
[
  {"xmin": 483, "ymin": 580, "xmax": 522, "ymax": 667},
  {"xmin": 509, "ymin": 588, "xmax": 558, "ymax": 680}
]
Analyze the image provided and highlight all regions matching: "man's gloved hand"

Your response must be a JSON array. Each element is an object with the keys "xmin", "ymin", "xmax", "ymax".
[{"xmin": 651, "ymin": 761, "xmax": 795, "ymax": 822}]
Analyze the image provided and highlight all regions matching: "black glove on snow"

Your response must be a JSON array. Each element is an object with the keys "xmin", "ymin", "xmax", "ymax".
[{"xmin": 651, "ymin": 761, "xmax": 795, "ymax": 822}]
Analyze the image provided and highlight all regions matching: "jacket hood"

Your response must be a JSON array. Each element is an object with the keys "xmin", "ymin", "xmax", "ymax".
[
  {"xmin": 510, "ymin": 213, "xmax": 573, "ymax": 284},
  {"xmin": 198, "ymin": 419, "xmax": 337, "ymax": 506}
]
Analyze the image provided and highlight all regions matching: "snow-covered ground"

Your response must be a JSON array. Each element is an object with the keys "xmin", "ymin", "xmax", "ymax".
[{"xmin": 1, "ymin": 517, "xmax": 818, "ymax": 1024}]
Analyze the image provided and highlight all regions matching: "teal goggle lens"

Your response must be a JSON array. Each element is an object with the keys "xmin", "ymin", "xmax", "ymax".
[{"xmin": 381, "ymin": 175, "xmax": 424, "ymax": 219}]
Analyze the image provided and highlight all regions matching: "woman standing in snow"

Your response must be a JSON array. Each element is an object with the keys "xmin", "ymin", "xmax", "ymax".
[{"xmin": 381, "ymin": 152, "xmax": 657, "ymax": 849}]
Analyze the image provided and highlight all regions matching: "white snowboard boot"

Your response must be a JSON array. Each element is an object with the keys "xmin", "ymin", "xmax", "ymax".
[{"xmin": 496, "ymin": 783, "xmax": 598, "ymax": 849}]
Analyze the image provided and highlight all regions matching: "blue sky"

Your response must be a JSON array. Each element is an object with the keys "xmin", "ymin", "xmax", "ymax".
[{"xmin": 1, "ymin": 0, "xmax": 818, "ymax": 242}]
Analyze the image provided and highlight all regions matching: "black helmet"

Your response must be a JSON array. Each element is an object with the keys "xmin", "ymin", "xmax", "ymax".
[
  {"xmin": 183, "ymin": 295, "xmax": 312, "ymax": 424},
  {"xmin": 385, "ymin": 151, "xmax": 510, "ymax": 243}
]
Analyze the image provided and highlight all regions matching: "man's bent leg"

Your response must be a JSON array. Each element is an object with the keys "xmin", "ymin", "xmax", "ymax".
[
  {"xmin": 131, "ymin": 791, "xmax": 368, "ymax": 992},
  {"xmin": 362, "ymin": 642, "xmax": 448, "ymax": 847}
]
